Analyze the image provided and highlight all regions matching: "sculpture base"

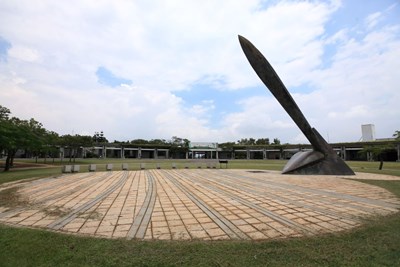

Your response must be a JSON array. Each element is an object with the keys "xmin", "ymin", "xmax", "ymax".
[{"xmin": 282, "ymin": 151, "xmax": 355, "ymax": 175}]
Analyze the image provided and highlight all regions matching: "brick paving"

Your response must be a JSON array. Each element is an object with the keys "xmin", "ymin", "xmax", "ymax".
[{"xmin": 0, "ymin": 169, "xmax": 399, "ymax": 240}]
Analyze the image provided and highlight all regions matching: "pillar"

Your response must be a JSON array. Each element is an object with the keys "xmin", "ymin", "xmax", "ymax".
[{"xmin": 103, "ymin": 146, "xmax": 106, "ymax": 159}]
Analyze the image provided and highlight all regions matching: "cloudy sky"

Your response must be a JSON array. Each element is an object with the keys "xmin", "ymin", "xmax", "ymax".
[{"xmin": 0, "ymin": 0, "xmax": 399, "ymax": 144}]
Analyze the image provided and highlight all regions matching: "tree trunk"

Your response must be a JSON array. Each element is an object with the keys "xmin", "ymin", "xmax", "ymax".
[
  {"xmin": 69, "ymin": 148, "xmax": 73, "ymax": 163},
  {"xmin": 379, "ymin": 159, "xmax": 383, "ymax": 170},
  {"xmin": 10, "ymin": 151, "xmax": 15, "ymax": 167},
  {"xmin": 4, "ymin": 153, "xmax": 11, "ymax": 171},
  {"xmin": 4, "ymin": 150, "xmax": 15, "ymax": 171}
]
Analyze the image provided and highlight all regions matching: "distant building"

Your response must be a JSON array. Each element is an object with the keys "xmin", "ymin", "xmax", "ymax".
[{"xmin": 361, "ymin": 124, "xmax": 375, "ymax": 141}]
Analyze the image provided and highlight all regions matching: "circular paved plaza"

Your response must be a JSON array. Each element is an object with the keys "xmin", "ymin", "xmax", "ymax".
[{"xmin": 1, "ymin": 169, "xmax": 399, "ymax": 240}]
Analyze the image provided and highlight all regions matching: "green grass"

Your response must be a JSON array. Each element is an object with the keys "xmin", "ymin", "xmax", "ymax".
[
  {"xmin": 0, "ymin": 159, "xmax": 287, "ymax": 184},
  {"xmin": 0, "ymin": 159, "xmax": 400, "ymax": 266},
  {"xmin": 347, "ymin": 161, "xmax": 400, "ymax": 176}
]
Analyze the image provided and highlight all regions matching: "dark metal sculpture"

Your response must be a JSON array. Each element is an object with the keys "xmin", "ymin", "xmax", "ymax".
[{"xmin": 238, "ymin": 35, "xmax": 354, "ymax": 175}]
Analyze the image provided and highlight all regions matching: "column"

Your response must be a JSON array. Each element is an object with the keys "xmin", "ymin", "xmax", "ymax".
[
  {"xmin": 103, "ymin": 146, "xmax": 106, "ymax": 159},
  {"xmin": 342, "ymin": 146, "xmax": 346, "ymax": 160}
]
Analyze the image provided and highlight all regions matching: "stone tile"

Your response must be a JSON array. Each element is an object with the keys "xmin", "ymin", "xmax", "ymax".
[
  {"xmin": 247, "ymin": 231, "xmax": 267, "ymax": 240},
  {"xmin": 189, "ymin": 230, "xmax": 209, "ymax": 239},
  {"xmin": 211, "ymin": 235, "xmax": 229, "ymax": 240},
  {"xmin": 237, "ymin": 224, "xmax": 257, "ymax": 233},
  {"xmin": 304, "ymin": 217, "xmax": 321, "ymax": 223},
  {"xmin": 79, "ymin": 227, "xmax": 97, "ymax": 234},
  {"xmin": 1, "ymin": 169, "xmax": 398, "ymax": 242},
  {"xmin": 115, "ymin": 224, "xmax": 131, "ymax": 231}
]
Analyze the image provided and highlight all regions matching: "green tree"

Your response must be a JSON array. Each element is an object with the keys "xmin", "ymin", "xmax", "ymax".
[
  {"xmin": 0, "ymin": 114, "xmax": 48, "ymax": 171},
  {"xmin": 61, "ymin": 134, "xmax": 93, "ymax": 162},
  {"xmin": 168, "ymin": 136, "xmax": 190, "ymax": 159},
  {"xmin": 0, "ymin": 105, "xmax": 12, "ymax": 155},
  {"xmin": 359, "ymin": 145, "xmax": 394, "ymax": 170},
  {"xmin": 255, "ymin": 138, "xmax": 270, "ymax": 145},
  {"xmin": 0, "ymin": 105, "xmax": 11, "ymax": 120},
  {"xmin": 237, "ymin": 138, "xmax": 256, "ymax": 145},
  {"xmin": 1, "ymin": 105, "xmax": 51, "ymax": 171},
  {"xmin": 272, "ymin": 138, "xmax": 281, "ymax": 145},
  {"xmin": 130, "ymin": 139, "xmax": 149, "ymax": 145},
  {"xmin": 25, "ymin": 118, "xmax": 47, "ymax": 163},
  {"xmin": 393, "ymin": 130, "xmax": 400, "ymax": 140},
  {"xmin": 150, "ymin": 139, "xmax": 168, "ymax": 145},
  {"xmin": 219, "ymin": 142, "xmax": 235, "ymax": 149},
  {"xmin": 43, "ymin": 131, "xmax": 60, "ymax": 163},
  {"xmin": 93, "ymin": 131, "xmax": 108, "ymax": 144},
  {"xmin": 0, "ymin": 106, "xmax": 16, "ymax": 171},
  {"xmin": 170, "ymin": 136, "xmax": 190, "ymax": 147}
]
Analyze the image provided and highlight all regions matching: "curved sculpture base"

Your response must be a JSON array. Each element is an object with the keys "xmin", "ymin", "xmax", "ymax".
[{"xmin": 282, "ymin": 151, "xmax": 355, "ymax": 175}]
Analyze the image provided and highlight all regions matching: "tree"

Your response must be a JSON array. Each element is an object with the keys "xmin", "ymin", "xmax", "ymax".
[
  {"xmin": 43, "ymin": 131, "xmax": 60, "ymax": 163},
  {"xmin": 0, "ymin": 108, "xmax": 17, "ymax": 171},
  {"xmin": 0, "ymin": 105, "xmax": 11, "ymax": 120},
  {"xmin": 255, "ymin": 138, "xmax": 270, "ymax": 145},
  {"xmin": 150, "ymin": 139, "xmax": 168, "ymax": 145},
  {"xmin": 170, "ymin": 136, "xmax": 190, "ymax": 148},
  {"xmin": 0, "ymin": 105, "xmax": 12, "ymax": 156},
  {"xmin": 93, "ymin": 131, "xmax": 108, "ymax": 144},
  {"xmin": 130, "ymin": 139, "xmax": 149, "ymax": 145},
  {"xmin": 0, "ymin": 110, "xmax": 48, "ymax": 171},
  {"xmin": 393, "ymin": 130, "xmax": 400, "ymax": 140},
  {"xmin": 1, "ymin": 105, "xmax": 49, "ymax": 171},
  {"xmin": 168, "ymin": 136, "xmax": 190, "ymax": 158},
  {"xmin": 219, "ymin": 142, "xmax": 235, "ymax": 149},
  {"xmin": 25, "ymin": 118, "xmax": 48, "ymax": 163},
  {"xmin": 359, "ymin": 145, "xmax": 394, "ymax": 170},
  {"xmin": 237, "ymin": 138, "xmax": 256, "ymax": 145},
  {"xmin": 61, "ymin": 134, "xmax": 93, "ymax": 162},
  {"xmin": 272, "ymin": 138, "xmax": 281, "ymax": 145}
]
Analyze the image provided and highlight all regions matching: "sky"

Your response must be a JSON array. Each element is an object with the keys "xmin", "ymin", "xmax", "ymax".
[{"xmin": 0, "ymin": 0, "xmax": 399, "ymax": 144}]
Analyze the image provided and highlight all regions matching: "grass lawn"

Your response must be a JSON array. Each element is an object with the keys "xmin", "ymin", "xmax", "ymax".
[{"xmin": 0, "ymin": 159, "xmax": 399, "ymax": 266}]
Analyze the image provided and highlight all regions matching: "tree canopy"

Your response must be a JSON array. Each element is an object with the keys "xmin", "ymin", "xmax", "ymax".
[{"xmin": 0, "ymin": 105, "xmax": 92, "ymax": 170}]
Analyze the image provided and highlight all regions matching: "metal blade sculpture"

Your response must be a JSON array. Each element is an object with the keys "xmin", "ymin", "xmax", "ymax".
[{"xmin": 238, "ymin": 35, "xmax": 354, "ymax": 175}]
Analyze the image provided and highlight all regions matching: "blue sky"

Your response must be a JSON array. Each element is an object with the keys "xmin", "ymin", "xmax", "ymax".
[{"xmin": 0, "ymin": 0, "xmax": 399, "ymax": 144}]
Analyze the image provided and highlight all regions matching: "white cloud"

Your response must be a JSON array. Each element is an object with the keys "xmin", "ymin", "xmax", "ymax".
[
  {"xmin": 365, "ymin": 12, "xmax": 382, "ymax": 30},
  {"xmin": 8, "ymin": 45, "xmax": 40, "ymax": 62},
  {"xmin": 0, "ymin": 0, "xmax": 399, "ymax": 144},
  {"xmin": 219, "ymin": 96, "xmax": 298, "ymax": 142}
]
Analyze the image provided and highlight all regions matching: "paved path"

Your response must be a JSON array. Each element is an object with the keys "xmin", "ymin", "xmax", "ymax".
[{"xmin": 0, "ymin": 169, "xmax": 399, "ymax": 240}]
